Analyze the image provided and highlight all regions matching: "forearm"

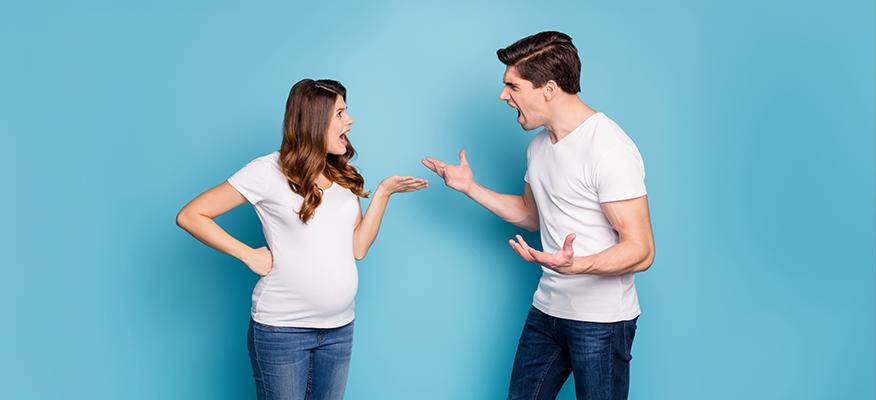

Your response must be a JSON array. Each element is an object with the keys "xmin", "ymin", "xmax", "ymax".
[
  {"xmin": 177, "ymin": 212, "xmax": 253, "ymax": 262},
  {"xmin": 572, "ymin": 239, "xmax": 654, "ymax": 276},
  {"xmin": 352, "ymin": 188, "xmax": 391, "ymax": 260},
  {"xmin": 466, "ymin": 183, "xmax": 538, "ymax": 231}
]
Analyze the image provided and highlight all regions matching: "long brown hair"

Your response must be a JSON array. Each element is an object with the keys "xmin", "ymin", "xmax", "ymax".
[{"xmin": 279, "ymin": 79, "xmax": 368, "ymax": 223}]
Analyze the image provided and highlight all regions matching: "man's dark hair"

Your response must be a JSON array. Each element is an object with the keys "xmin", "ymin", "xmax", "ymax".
[{"xmin": 497, "ymin": 31, "xmax": 581, "ymax": 94}]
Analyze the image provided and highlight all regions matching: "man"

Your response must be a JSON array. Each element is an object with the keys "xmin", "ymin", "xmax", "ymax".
[{"xmin": 422, "ymin": 31, "xmax": 655, "ymax": 400}]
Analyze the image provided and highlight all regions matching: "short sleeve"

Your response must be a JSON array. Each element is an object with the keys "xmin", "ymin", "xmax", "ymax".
[
  {"xmin": 524, "ymin": 148, "xmax": 532, "ymax": 184},
  {"xmin": 595, "ymin": 148, "xmax": 647, "ymax": 203},
  {"xmin": 524, "ymin": 132, "xmax": 541, "ymax": 184},
  {"xmin": 227, "ymin": 158, "xmax": 272, "ymax": 205}
]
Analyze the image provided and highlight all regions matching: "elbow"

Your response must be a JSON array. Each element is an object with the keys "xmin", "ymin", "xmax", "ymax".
[
  {"xmin": 175, "ymin": 209, "xmax": 191, "ymax": 230},
  {"xmin": 353, "ymin": 244, "xmax": 368, "ymax": 261},
  {"xmin": 637, "ymin": 245, "xmax": 656, "ymax": 273}
]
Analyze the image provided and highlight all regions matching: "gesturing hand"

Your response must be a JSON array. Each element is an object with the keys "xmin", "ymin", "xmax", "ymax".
[
  {"xmin": 509, "ymin": 233, "xmax": 579, "ymax": 274},
  {"xmin": 378, "ymin": 176, "xmax": 429, "ymax": 195},
  {"xmin": 421, "ymin": 149, "xmax": 474, "ymax": 195}
]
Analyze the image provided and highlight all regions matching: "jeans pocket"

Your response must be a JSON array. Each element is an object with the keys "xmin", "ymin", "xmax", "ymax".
[{"xmin": 618, "ymin": 319, "xmax": 637, "ymax": 361}]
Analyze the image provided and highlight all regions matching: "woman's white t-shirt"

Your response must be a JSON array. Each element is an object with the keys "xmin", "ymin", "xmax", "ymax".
[
  {"xmin": 227, "ymin": 152, "xmax": 359, "ymax": 328},
  {"xmin": 525, "ymin": 112, "xmax": 647, "ymax": 323}
]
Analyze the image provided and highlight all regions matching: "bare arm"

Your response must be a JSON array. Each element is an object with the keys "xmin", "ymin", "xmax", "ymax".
[
  {"xmin": 175, "ymin": 181, "xmax": 273, "ymax": 276},
  {"xmin": 422, "ymin": 149, "xmax": 538, "ymax": 231},
  {"xmin": 509, "ymin": 195, "xmax": 655, "ymax": 276},
  {"xmin": 352, "ymin": 176, "xmax": 428, "ymax": 260}
]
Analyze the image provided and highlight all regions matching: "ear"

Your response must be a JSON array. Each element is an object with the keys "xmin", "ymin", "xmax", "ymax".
[{"xmin": 543, "ymin": 80, "xmax": 559, "ymax": 101}]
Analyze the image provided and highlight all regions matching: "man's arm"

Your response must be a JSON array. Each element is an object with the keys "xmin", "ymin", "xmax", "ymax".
[
  {"xmin": 509, "ymin": 195, "xmax": 654, "ymax": 276},
  {"xmin": 422, "ymin": 149, "xmax": 538, "ymax": 231}
]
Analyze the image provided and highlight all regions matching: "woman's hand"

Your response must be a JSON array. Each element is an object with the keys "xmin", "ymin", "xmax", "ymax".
[
  {"xmin": 242, "ymin": 246, "xmax": 273, "ymax": 276},
  {"xmin": 377, "ymin": 176, "xmax": 429, "ymax": 195}
]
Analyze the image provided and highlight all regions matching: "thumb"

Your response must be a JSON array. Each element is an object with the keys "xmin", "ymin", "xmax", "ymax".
[
  {"xmin": 459, "ymin": 149, "xmax": 468, "ymax": 166},
  {"xmin": 562, "ymin": 233, "xmax": 576, "ymax": 254}
]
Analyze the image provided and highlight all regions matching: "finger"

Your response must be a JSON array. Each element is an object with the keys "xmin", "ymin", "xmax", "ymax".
[
  {"xmin": 430, "ymin": 158, "xmax": 448, "ymax": 169},
  {"xmin": 514, "ymin": 234, "xmax": 533, "ymax": 252},
  {"xmin": 459, "ymin": 149, "xmax": 468, "ymax": 166},
  {"xmin": 421, "ymin": 159, "xmax": 438, "ymax": 172},
  {"xmin": 508, "ymin": 240, "xmax": 535, "ymax": 262},
  {"xmin": 402, "ymin": 182, "xmax": 429, "ymax": 191},
  {"xmin": 526, "ymin": 247, "xmax": 551, "ymax": 265},
  {"xmin": 562, "ymin": 233, "xmax": 576, "ymax": 254}
]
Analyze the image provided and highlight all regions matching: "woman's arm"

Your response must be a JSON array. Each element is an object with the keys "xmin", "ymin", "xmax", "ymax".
[
  {"xmin": 353, "ymin": 176, "xmax": 428, "ymax": 260},
  {"xmin": 176, "ymin": 181, "xmax": 273, "ymax": 276}
]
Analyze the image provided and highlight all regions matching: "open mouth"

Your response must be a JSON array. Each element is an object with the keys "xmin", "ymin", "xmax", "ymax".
[{"xmin": 339, "ymin": 133, "xmax": 348, "ymax": 147}]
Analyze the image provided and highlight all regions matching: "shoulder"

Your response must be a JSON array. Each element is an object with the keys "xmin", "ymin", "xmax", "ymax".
[
  {"xmin": 252, "ymin": 151, "xmax": 280, "ymax": 165},
  {"xmin": 244, "ymin": 151, "xmax": 282, "ymax": 172},
  {"xmin": 590, "ymin": 114, "xmax": 642, "ymax": 159}
]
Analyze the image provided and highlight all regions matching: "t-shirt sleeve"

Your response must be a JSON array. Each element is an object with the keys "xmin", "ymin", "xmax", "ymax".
[
  {"xmin": 524, "ymin": 137, "xmax": 535, "ymax": 183},
  {"xmin": 227, "ymin": 158, "xmax": 271, "ymax": 205},
  {"xmin": 595, "ymin": 147, "xmax": 647, "ymax": 203}
]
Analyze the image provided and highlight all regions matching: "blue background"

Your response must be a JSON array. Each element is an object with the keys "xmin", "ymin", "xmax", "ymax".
[{"xmin": 2, "ymin": 0, "xmax": 874, "ymax": 399}]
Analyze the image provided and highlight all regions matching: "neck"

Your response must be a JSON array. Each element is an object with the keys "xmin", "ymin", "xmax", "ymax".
[{"xmin": 543, "ymin": 95, "xmax": 596, "ymax": 144}]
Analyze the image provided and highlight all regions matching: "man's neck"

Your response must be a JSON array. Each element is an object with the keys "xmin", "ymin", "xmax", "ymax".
[{"xmin": 543, "ymin": 96, "xmax": 596, "ymax": 144}]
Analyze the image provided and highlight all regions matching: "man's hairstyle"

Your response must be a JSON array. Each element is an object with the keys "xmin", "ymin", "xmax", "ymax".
[{"xmin": 497, "ymin": 31, "xmax": 581, "ymax": 94}]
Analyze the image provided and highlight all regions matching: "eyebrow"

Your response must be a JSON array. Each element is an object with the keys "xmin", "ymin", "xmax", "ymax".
[
  {"xmin": 335, "ymin": 106, "xmax": 347, "ymax": 112},
  {"xmin": 504, "ymin": 81, "xmax": 517, "ymax": 87}
]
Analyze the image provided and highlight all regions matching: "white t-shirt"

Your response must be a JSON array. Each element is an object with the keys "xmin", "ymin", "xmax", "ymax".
[
  {"xmin": 524, "ymin": 112, "xmax": 647, "ymax": 323},
  {"xmin": 227, "ymin": 152, "xmax": 360, "ymax": 328}
]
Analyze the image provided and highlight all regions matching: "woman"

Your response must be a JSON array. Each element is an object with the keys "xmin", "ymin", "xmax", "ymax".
[{"xmin": 176, "ymin": 79, "xmax": 427, "ymax": 399}]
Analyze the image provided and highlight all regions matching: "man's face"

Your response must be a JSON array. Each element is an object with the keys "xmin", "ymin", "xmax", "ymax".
[{"xmin": 499, "ymin": 66, "xmax": 546, "ymax": 131}]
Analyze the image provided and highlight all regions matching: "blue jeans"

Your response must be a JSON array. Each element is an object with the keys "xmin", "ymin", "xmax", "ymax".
[
  {"xmin": 508, "ymin": 307, "xmax": 637, "ymax": 400},
  {"xmin": 247, "ymin": 319, "xmax": 354, "ymax": 400}
]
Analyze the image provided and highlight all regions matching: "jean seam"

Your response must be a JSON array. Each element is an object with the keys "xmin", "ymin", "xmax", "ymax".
[
  {"xmin": 533, "ymin": 349, "xmax": 562, "ymax": 400},
  {"xmin": 304, "ymin": 350, "xmax": 313, "ymax": 400},
  {"xmin": 607, "ymin": 326, "xmax": 615, "ymax": 399},
  {"xmin": 251, "ymin": 325, "xmax": 265, "ymax": 397}
]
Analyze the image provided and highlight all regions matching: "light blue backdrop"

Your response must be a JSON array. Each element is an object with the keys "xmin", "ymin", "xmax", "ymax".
[{"xmin": 2, "ymin": 0, "xmax": 874, "ymax": 399}]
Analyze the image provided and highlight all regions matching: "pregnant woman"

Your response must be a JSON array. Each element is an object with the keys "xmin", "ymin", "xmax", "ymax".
[{"xmin": 176, "ymin": 79, "xmax": 427, "ymax": 399}]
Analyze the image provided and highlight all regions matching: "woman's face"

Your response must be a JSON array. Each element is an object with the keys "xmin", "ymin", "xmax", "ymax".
[{"xmin": 325, "ymin": 95, "xmax": 354, "ymax": 155}]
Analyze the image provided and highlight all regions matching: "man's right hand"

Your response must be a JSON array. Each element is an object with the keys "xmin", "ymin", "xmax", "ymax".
[{"xmin": 422, "ymin": 149, "xmax": 475, "ymax": 195}]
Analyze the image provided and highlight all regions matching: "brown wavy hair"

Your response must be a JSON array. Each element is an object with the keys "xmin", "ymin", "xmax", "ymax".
[{"xmin": 279, "ymin": 79, "xmax": 368, "ymax": 223}]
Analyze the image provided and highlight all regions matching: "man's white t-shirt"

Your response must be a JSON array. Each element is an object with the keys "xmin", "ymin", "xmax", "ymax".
[
  {"xmin": 227, "ymin": 152, "xmax": 359, "ymax": 328},
  {"xmin": 524, "ymin": 112, "xmax": 647, "ymax": 323}
]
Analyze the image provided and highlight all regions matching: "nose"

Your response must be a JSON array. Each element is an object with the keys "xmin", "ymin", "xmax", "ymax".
[
  {"xmin": 347, "ymin": 115, "xmax": 354, "ymax": 126},
  {"xmin": 499, "ymin": 87, "xmax": 510, "ymax": 101}
]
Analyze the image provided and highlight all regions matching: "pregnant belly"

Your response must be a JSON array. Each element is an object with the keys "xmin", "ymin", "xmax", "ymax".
[{"xmin": 255, "ymin": 261, "xmax": 359, "ymax": 318}]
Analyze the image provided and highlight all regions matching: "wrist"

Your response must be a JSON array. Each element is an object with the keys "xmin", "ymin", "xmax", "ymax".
[
  {"xmin": 373, "ymin": 185, "xmax": 391, "ymax": 200},
  {"xmin": 463, "ymin": 181, "xmax": 480, "ymax": 197},
  {"xmin": 236, "ymin": 246, "xmax": 255, "ymax": 264}
]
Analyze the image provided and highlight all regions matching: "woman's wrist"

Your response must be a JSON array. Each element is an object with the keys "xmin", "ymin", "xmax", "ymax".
[
  {"xmin": 374, "ymin": 184, "xmax": 392, "ymax": 200},
  {"xmin": 236, "ymin": 245, "xmax": 255, "ymax": 264}
]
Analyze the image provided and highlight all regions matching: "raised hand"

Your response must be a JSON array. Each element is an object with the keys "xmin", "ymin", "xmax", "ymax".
[
  {"xmin": 378, "ymin": 176, "xmax": 429, "ymax": 195},
  {"xmin": 509, "ymin": 233, "xmax": 578, "ymax": 274},
  {"xmin": 421, "ymin": 149, "xmax": 474, "ymax": 195}
]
